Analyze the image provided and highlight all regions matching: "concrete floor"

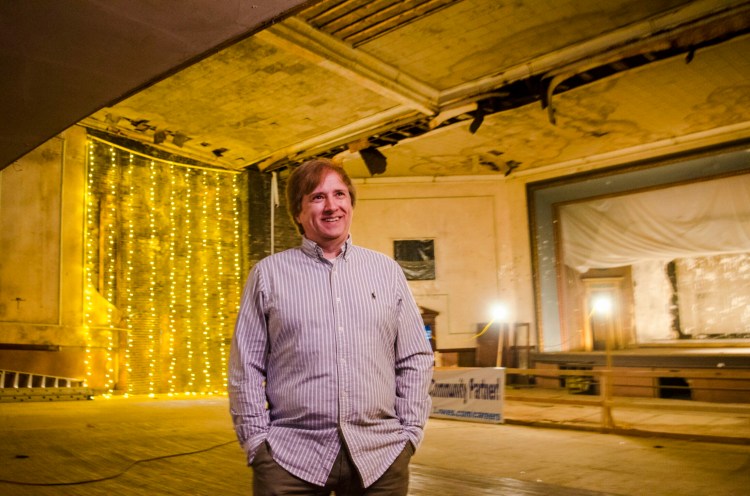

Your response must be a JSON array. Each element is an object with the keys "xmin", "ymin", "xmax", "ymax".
[{"xmin": 0, "ymin": 395, "xmax": 748, "ymax": 495}]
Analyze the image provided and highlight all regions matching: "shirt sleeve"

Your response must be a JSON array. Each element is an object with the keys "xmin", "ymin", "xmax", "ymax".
[
  {"xmin": 392, "ymin": 267, "xmax": 434, "ymax": 450},
  {"xmin": 228, "ymin": 265, "xmax": 271, "ymax": 461}
]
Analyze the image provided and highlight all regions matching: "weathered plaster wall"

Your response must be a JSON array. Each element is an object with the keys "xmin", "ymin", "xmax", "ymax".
[
  {"xmin": 631, "ymin": 260, "xmax": 675, "ymax": 342},
  {"xmin": 0, "ymin": 126, "xmax": 86, "ymax": 378},
  {"xmin": 677, "ymin": 253, "xmax": 750, "ymax": 337},
  {"xmin": 351, "ymin": 176, "xmax": 533, "ymax": 351}
]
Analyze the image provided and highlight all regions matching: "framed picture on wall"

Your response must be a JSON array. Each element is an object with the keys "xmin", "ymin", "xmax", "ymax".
[{"xmin": 394, "ymin": 239, "xmax": 435, "ymax": 280}]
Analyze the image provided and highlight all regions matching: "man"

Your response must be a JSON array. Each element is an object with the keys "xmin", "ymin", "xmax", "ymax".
[{"xmin": 229, "ymin": 158, "xmax": 434, "ymax": 495}]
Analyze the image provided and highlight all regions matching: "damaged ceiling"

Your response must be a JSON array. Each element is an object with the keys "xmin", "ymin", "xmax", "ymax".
[
  {"xmin": 10, "ymin": 0, "xmax": 750, "ymax": 179},
  {"xmin": 0, "ymin": 0, "xmax": 311, "ymax": 172}
]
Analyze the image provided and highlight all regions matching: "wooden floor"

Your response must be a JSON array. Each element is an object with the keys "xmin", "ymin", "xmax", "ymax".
[
  {"xmin": 410, "ymin": 466, "xmax": 616, "ymax": 495},
  {"xmin": 0, "ymin": 434, "xmax": 616, "ymax": 496},
  {"xmin": 0, "ymin": 449, "xmax": 617, "ymax": 496},
  {"xmin": 0, "ymin": 453, "xmax": 618, "ymax": 496},
  {"xmin": 1, "ymin": 395, "xmax": 747, "ymax": 495},
  {"xmin": 0, "ymin": 396, "xmax": 612, "ymax": 496}
]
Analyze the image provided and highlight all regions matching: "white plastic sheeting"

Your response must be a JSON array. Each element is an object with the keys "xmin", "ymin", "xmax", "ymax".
[{"xmin": 559, "ymin": 173, "xmax": 750, "ymax": 273}]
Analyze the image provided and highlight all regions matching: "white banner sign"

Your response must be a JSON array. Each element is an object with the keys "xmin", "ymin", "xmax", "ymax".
[{"xmin": 429, "ymin": 367, "xmax": 505, "ymax": 424}]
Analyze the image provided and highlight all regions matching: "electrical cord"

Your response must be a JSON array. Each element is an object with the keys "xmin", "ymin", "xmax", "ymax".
[{"xmin": 0, "ymin": 439, "xmax": 237, "ymax": 486}]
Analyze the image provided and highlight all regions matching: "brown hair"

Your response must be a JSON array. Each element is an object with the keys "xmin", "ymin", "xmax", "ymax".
[{"xmin": 285, "ymin": 158, "xmax": 357, "ymax": 235}]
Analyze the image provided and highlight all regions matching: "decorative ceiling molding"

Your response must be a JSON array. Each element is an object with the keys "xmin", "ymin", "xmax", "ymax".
[
  {"xmin": 440, "ymin": 0, "xmax": 750, "ymax": 107},
  {"xmin": 260, "ymin": 17, "xmax": 439, "ymax": 114},
  {"xmin": 255, "ymin": 106, "xmax": 421, "ymax": 171}
]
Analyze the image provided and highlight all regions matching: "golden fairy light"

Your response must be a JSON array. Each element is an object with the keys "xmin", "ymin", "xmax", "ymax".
[
  {"xmin": 167, "ymin": 164, "xmax": 178, "ymax": 395},
  {"xmin": 103, "ymin": 146, "xmax": 118, "ymax": 394},
  {"xmin": 184, "ymin": 166, "xmax": 195, "ymax": 392},
  {"xmin": 83, "ymin": 141, "xmax": 97, "ymax": 388},
  {"xmin": 216, "ymin": 174, "xmax": 227, "ymax": 390},
  {"xmin": 231, "ymin": 173, "xmax": 242, "ymax": 385},
  {"xmin": 85, "ymin": 135, "xmax": 244, "ymax": 396},
  {"xmin": 232, "ymin": 174, "xmax": 242, "ymax": 306},
  {"xmin": 200, "ymin": 171, "xmax": 212, "ymax": 392},
  {"xmin": 147, "ymin": 160, "xmax": 158, "ymax": 397},
  {"xmin": 124, "ymin": 151, "xmax": 135, "ymax": 395}
]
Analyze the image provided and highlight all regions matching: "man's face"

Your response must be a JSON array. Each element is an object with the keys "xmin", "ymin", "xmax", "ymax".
[{"xmin": 296, "ymin": 170, "xmax": 353, "ymax": 249}]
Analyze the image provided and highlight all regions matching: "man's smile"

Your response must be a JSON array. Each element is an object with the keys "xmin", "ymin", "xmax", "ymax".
[{"xmin": 296, "ymin": 170, "xmax": 354, "ymax": 256}]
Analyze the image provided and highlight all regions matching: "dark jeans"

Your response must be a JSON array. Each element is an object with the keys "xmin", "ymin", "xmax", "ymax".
[{"xmin": 251, "ymin": 442, "xmax": 413, "ymax": 495}]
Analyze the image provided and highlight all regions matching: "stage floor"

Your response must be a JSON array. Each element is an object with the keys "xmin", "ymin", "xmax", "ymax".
[{"xmin": 533, "ymin": 343, "xmax": 750, "ymax": 368}]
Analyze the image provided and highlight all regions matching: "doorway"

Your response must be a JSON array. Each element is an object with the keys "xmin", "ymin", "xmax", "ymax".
[{"xmin": 581, "ymin": 272, "xmax": 635, "ymax": 351}]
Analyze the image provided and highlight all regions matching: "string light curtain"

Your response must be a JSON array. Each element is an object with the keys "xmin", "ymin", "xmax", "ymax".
[{"xmin": 85, "ymin": 136, "xmax": 247, "ymax": 395}]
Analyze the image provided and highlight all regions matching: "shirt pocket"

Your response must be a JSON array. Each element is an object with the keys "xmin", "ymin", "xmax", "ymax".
[{"xmin": 348, "ymin": 285, "xmax": 400, "ymax": 344}]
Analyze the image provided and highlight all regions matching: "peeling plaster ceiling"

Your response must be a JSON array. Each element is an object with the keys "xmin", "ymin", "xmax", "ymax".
[{"xmin": 78, "ymin": 0, "xmax": 750, "ymax": 179}]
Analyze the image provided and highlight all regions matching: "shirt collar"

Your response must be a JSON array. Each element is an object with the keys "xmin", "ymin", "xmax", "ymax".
[{"xmin": 300, "ymin": 235, "xmax": 352, "ymax": 262}]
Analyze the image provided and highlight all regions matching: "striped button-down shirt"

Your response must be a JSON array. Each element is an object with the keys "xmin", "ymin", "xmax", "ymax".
[{"xmin": 228, "ymin": 236, "xmax": 434, "ymax": 487}]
